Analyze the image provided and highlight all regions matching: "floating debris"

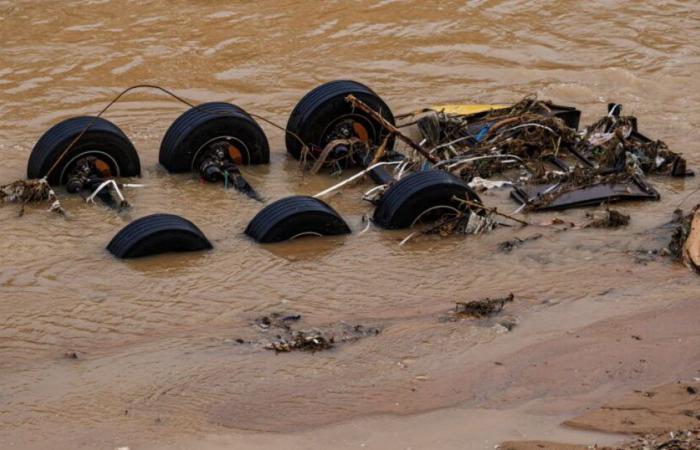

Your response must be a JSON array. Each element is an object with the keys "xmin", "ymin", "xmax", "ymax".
[
  {"xmin": 399, "ymin": 97, "xmax": 689, "ymax": 212},
  {"xmin": 451, "ymin": 293, "xmax": 515, "ymax": 319},
  {"xmin": 0, "ymin": 179, "xmax": 64, "ymax": 215},
  {"xmin": 498, "ymin": 234, "xmax": 543, "ymax": 253},
  {"xmin": 584, "ymin": 208, "xmax": 630, "ymax": 229}
]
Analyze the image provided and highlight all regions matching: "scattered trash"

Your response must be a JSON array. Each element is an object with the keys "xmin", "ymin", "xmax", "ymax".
[
  {"xmin": 498, "ymin": 234, "xmax": 543, "ymax": 253},
  {"xmin": 584, "ymin": 208, "xmax": 630, "ymax": 229},
  {"xmin": 668, "ymin": 205, "xmax": 700, "ymax": 273},
  {"xmin": 446, "ymin": 293, "xmax": 515, "ymax": 319}
]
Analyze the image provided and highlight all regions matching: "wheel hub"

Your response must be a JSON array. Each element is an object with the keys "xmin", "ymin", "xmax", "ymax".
[{"xmin": 65, "ymin": 156, "xmax": 113, "ymax": 193}]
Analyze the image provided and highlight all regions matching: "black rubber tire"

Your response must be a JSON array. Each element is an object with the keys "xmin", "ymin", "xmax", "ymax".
[
  {"xmin": 373, "ymin": 170, "xmax": 481, "ymax": 229},
  {"xmin": 285, "ymin": 80, "xmax": 395, "ymax": 160},
  {"xmin": 245, "ymin": 195, "xmax": 351, "ymax": 243},
  {"xmin": 159, "ymin": 102, "xmax": 269, "ymax": 173},
  {"xmin": 27, "ymin": 116, "xmax": 140, "ymax": 185},
  {"xmin": 107, "ymin": 213, "xmax": 213, "ymax": 259}
]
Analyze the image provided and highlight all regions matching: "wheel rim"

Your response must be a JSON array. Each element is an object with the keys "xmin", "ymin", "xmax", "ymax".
[
  {"xmin": 320, "ymin": 114, "xmax": 377, "ymax": 148},
  {"xmin": 289, "ymin": 231, "xmax": 324, "ymax": 240},
  {"xmin": 410, "ymin": 205, "xmax": 461, "ymax": 229},
  {"xmin": 191, "ymin": 135, "xmax": 251, "ymax": 171},
  {"xmin": 59, "ymin": 151, "xmax": 120, "ymax": 184}
]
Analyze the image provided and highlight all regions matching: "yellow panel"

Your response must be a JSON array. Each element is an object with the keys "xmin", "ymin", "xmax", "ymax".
[{"xmin": 431, "ymin": 104, "xmax": 508, "ymax": 116}]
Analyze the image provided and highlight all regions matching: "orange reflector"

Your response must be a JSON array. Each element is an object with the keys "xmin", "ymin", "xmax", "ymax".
[
  {"xmin": 228, "ymin": 145, "xmax": 243, "ymax": 165},
  {"xmin": 352, "ymin": 122, "xmax": 369, "ymax": 142},
  {"xmin": 94, "ymin": 159, "xmax": 112, "ymax": 177}
]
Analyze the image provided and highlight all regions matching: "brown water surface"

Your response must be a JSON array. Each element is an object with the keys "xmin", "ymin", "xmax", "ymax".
[{"xmin": 1, "ymin": 1, "xmax": 700, "ymax": 449}]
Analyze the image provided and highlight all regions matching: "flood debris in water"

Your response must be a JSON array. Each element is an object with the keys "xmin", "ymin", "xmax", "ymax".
[
  {"xmin": 400, "ymin": 197, "xmax": 526, "ymax": 245},
  {"xmin": 0, "ymin": 179, "xmax": 64, "ymax": 215},
  {"xmin": 446, "ymin": 293, "xmax": 515, "ymax": 319},
  {"xmin": 249, "ymin": 313, "xmax": 382, "ymax": 353},
  {"xmin": 583, "ymin": 208, "xmax": 630, "ymax": 229},
  {"xmin": 498, "ymin": 233, "xmax": 543, "ymax": 252},
  {"xmin": 668, "ymin": 205, "xmax": 700, "ymax": 273},
  {"xmin": 342, "ymin": 96, "xmax": 691, "ymax": 216},
  {"xmin": 265, "ymin": 330, "xmax": 335, "ymax": 353},
  {"xmin": 254, "ymin": 312, "xmax": 302, "ymax": 330}
]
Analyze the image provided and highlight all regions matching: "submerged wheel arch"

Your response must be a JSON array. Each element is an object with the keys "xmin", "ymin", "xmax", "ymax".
[
  {"xmin": 373, "ymin": 170, "xmax": 481, "ymax": 229},
  {"xmin": 245, "ymin": 195, "xmax": 351, "ymax": 243},
  {"xmin": 107, "ymin": 214, "xmax": 212, "ymax": 259}
]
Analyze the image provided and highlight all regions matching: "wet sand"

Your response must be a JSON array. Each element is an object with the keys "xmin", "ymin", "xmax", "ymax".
[{"xmin": 1, "ymin": 1, "xmax": 700, "ymax": 449}]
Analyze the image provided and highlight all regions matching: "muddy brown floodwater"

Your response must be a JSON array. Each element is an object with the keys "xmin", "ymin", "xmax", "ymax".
[{"xmin": 1, "ymin": 1, "xmax": 700, "ymax": 449}]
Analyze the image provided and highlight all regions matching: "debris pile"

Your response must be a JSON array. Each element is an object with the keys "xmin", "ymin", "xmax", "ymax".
[
  {"xmin": 418, "ymin": 100, "xmax": 687, "ymax": 211},
  {"xmin": 339, "ymin": 96, "xmax": 691, "ymax": 214},
  {"xmin": 669, "ymin": 205, "xmax": 700, "ymax": 273},
  {"xmin": 249, "ymin": 313, "xmax": 382, "ymax": 354},
  {"xmin": 449, "ymin": 293, "xmax": 515, "ymax": 319}
]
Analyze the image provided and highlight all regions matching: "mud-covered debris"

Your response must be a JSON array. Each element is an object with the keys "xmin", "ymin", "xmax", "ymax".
[
  {"xmin": 265, "ymin": 330, "xmax": 335, "ymax": 353},
  {"xmin": 253, "ymin": 313, "xmax": 381, "ymax": 353},
  {"xmin": 607, "ymin": 428, "xmax": 700, "ymax": 450},
  {"xmin": 1, "ymin": 179, "xmax": 64, "ymax": 215},
  {"xmin": 512, "ymin": 168, "xmax": 659, "ymax": 212},
  {"xmin": 453, "ymin": 293, "xmax": 514, "ymax": 318},
  {"xmin": 584, "ymin": 208, "xmax": 630, "ymax": 228},
  {"xmin": 264, "ymin": 324, "xmax": 382, "ymax": 353},
  {"xmin": 498, "ymin": 234, "xmax": 543, "ymax": 252},
  {"xmin": 668, "ymin": 205, "xmax": 700, "ymax": 273}
]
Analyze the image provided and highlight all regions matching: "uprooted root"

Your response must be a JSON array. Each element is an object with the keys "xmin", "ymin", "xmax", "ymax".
[
  {"xmin": 451, "ymin": 293, "xmax": 515, "ymax": 319},
  {"xmin": 584, "ymin": 208, "xmax": 630, "ymax": 228},
  {"xmin": 1, "ymin": 179, "xmax": 64, "ymax": 215}
]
